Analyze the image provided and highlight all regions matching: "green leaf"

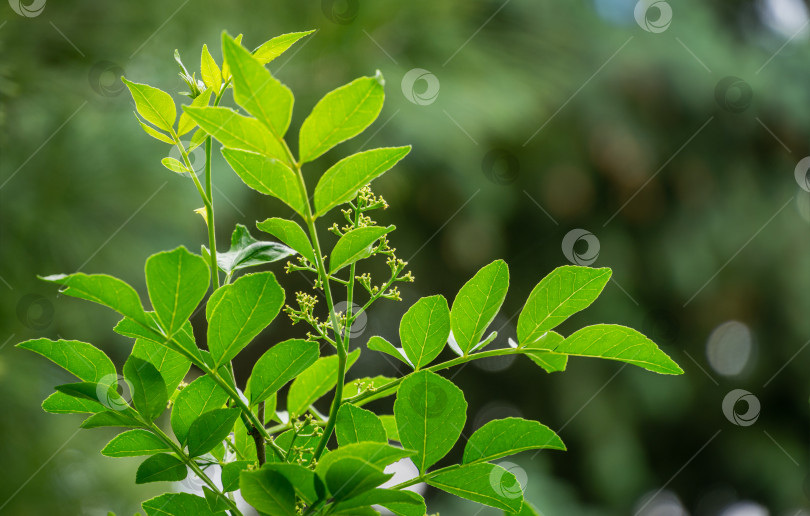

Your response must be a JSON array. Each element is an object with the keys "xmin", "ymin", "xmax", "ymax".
[
  {"xmin": 287, "ymin": 349, "xmax": 360, "ymax": 417},
  {"xmin": 379, "ymin": 415, "xmax": 399, "ymax": 441},
  {"xmin": 177, "ymin": 88, "xmax": 213, "ymax": 137},
  {"xmin": 335, "ymin": 403, "xmax": 387, "ymax": 445},
  {"xmin": 115, "ymin": 315, "xmax": 205, "ymax": 365},
  {"xmin": 221, "ymin": 149, "xmax": 306, "ymax": 216},
  {"xmin": 260, "ymin": 463, "xmax": 326, "ymax": 505},
  {"xmin": 342, "ymin": 375, "xmax": 397, "ymax": 402},
  {"xmin": 330, "ymin": 225, "xmax": 394, "ymax": 273},
  {"xmin": 206, "ymin": 271, "xmax": 285, "ymax": 367},
  {"xmin": 256, "ymin": 218, "xmax": 316, "ymax": 264},
  {"xmin": 132, "ymin": 338, "xmax": 190, "ymax": 393},
  {"xmin": 519, "ymin": 331, "xmax": 567, "ymax": 373},
  {"xmin": 555, "ymin": 324, "xmax": 683, "ymax": 374},
  {"xmin": 81, "ymin": 410, "xmax": 142, "ymax": 429},
  {"xmin": 394, "ymin": 370, "xmax": 467, "ymax": 473},
  {"xmin": 142, "ymin": 493, "xmax": 221, "ymax": 515},
  {"xmin": 463, "ymin": 418, "xmax": 565, "ymax": 464},
  {"xmin": 42, "ymin": 391, "xmax": 104, "ymax": 414},
  {"xmin": 161, "ymin": 157, "xmax": 189, "ymax": 174},
  {"xmin": 325, "ymin": 458, "xmax": 392, "ymax": 500},
  {"xmin": 451, "ymin": 260, "xmax": 509, "ymax": 355},
  {"xmin": 186, "ymin": 407, "xmax": 241, "ymax": 457},
  {"xmin": 122, "ymin": 78, "xmax": 176, "ymax": 134},
  {"xmin": 222, "ymin": 33, "xmax": 293, "ymax": 138},
  {"xmin": 315, "ymin": 442, "xmax": 414, "ymax": 477},
  {"xmin": 136, "ymin": 453, "xmax": 187, "ymax": 484},
  {"xmin": 101, "ymin": 429, "xmax": 171, "ymax": 457},
  {"xmin": 214, "ymin": 223, "xmax": 297, "ymax": 276},
  {"xmin": 145, "ymin": 247, "xmax": 209, "ymax": 336},
  {"xmin": 239, "ymin": 468, "xmax": 296, "ymax": 516},
  {"xmin": 253, "ymin": 30, "xmax": 315, "ymax": 64},
  {"xmin": 16, "ymin": 338, "xmax": 115, "ymax": 382},
  {"xmin": 221, "ymin": 460, "xmax": 252, "ymax": 492},
  {"xmin": 313, "ymin": 146, "xmax": 411, "ymax": 217},
  {"xmin": 202, "ymin": 486, "xmax": 231, "ymax": 513},
  {"xmin": 182, "ymin": 106, "xmax": 287, "ymax": 161},
  {"xmin": 41, "ymin": 273, "xmax": 150, "ymax": 326},
  {"xmin": 135, "ymin": 113, "xmax": 175, "ymax": 144},
  {"xmin": 298, "ymin": 72, "xmax": 386, "ymax": 163},
  {"xmin": 366, "ymin": 335, "xmax": 412, "ymax": 368},
  {"xmin": 517, "ymin": 266, "xmax": 611, "ymax": 346},
  {"xmin": 427, "ymin": 463, "xmax": 523, "ymax": 513},
  {"xmin": 171, "ymin": 374, "xmax": 229, "ymax": 444},
  {"xmin": 124, "ymin": 356, "xmax": 168, "ymax": 422},
  {"xmin": 248, "ymin": 338, "xmax": 319, "ymax": 404},
  {"xmin": 200, "ymin": 44, "xmax": 222, "ymax": 92},
  {"xmin": 508, "ymin": 500, "xmax": 542, "ymax": 516},
  {"xmin": 400, "ymin": 295, "xmax": 451, "ymax": 369},
  {"xmin": 333, "ymin": 489, "xmax": 425, "ymax": 516}
]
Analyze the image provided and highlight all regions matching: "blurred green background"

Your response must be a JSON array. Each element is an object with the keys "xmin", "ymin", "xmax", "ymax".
[{"xmin": 2, "ymin": 0, "xmax": 810, "ymax": 514}]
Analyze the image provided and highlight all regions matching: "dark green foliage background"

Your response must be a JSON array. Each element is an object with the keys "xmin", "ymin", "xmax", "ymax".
[{"xmin": 1, "ymin": 0, "xmax": 808, "ymax": 514}]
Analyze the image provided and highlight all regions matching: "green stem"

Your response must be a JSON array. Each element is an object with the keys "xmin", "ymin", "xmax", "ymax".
[
  {"xmin": 147, "ymin": 421, "xmax": 243, "ymax": 516},
  {"xmin": 203, "ymin": 135, "xmax": 219, "ymax": 290},
  {"xmin": 348, "ymin": 346, "xmax": 522, "ymax": 406}
]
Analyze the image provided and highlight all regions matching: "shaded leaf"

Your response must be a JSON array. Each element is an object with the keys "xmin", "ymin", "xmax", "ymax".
[
  {"xmin": 101, "ymin": 429, "xmax": 170, "ymax": 457},
  {"xmin": 366, "ymin": 336, "xmax": 412, "ymax": 368},
  {"xmin": 42, "ymin": 391, "xmax": 103, "ymax": 414},
  {"xmin": 145, "ymin": 247, "xmax": 209, "ymax": 336},
  {"xmin": 451, "ymin": 260, "xmax": 509, "ymax": 355},
  {"xmin": 400, "ymin": 295, "xmax": 450, "ymax": 369},
  {"xmin": 207, "ymin": 271, "xmax": 284, "ymax": 367},
  {"xmin": 186, "ymin": 407, "xmax": 241, "ymax": 457},
  {"xmin": 517, "ymin": 266, "xmax": 611, "ymax": 346},
  {"xmin": 427, "ymin": 463, "xmax": 523, "ymax": 513},
  {"xmin": 335, "ymin": 403, "xmax": 387, "ymax": 445},
  {"xmin": 132, "ymin": 338, "xmax": 190, "ymax": 393},
  {"xmin": 171, "ymin": 374, "xmax": 229, "ymax": 444},
  {"xmin": 556, "ymin": 324, "xmax": 683, "ymax": 374},
  {"xmin": 313, "ymin": 146, "xmax": 410, "ymax": 217},
  {"xmin": 16, "ymin": 338, "xmax": 115, "ymax": 383},
  {"xmin": 136, "ymin": 453, "xmax": 187, "ymax": 484},
  {"xmin": 221, "ymin": 149, "xmax": 306, "ymax": 216},
  {"xmin": 256, "ymin": 218, "xmax": 316, "ymax": 264},
  {"xmin": 299, "ymin": 72, "xmax": 385, "ymax": 163},
  {"xmin": 221, "ymin": 460, "xmax": 252, "ymax": 492},
  {"xmin": 330, "ymin": 225, "xmax": 394, "ymax": 273},
  {"xmin": 239, "ymin": 468, "xmax": 296, "ymax": 516},
  {"xmin": 394, "ymin": 370, "xmax": 467, "ymax": 473},
  {"xmin": 81, "ymin": 410, "xmax": 142, "ymax": 429},
  {"xmin": 287, "ymin": 349, "xmax": 360, "ymax": 417},
  {"xmin": 214, "ymin": 223, "xmax": 296, "ymax": 275},
  {"xmin": 463, "ymin": 418, "xmax": 565, "ymax": 464},
  {"xmin": 177, "ymin": 88, "xmax": 213, "ymax": 137},
  {"xmin": 124, "ymin": 356, "xmax": 168, "ymax": 422},
  {"xmin": 248, "ymin": 338, "xmax": 319, "ymax": 404}
]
